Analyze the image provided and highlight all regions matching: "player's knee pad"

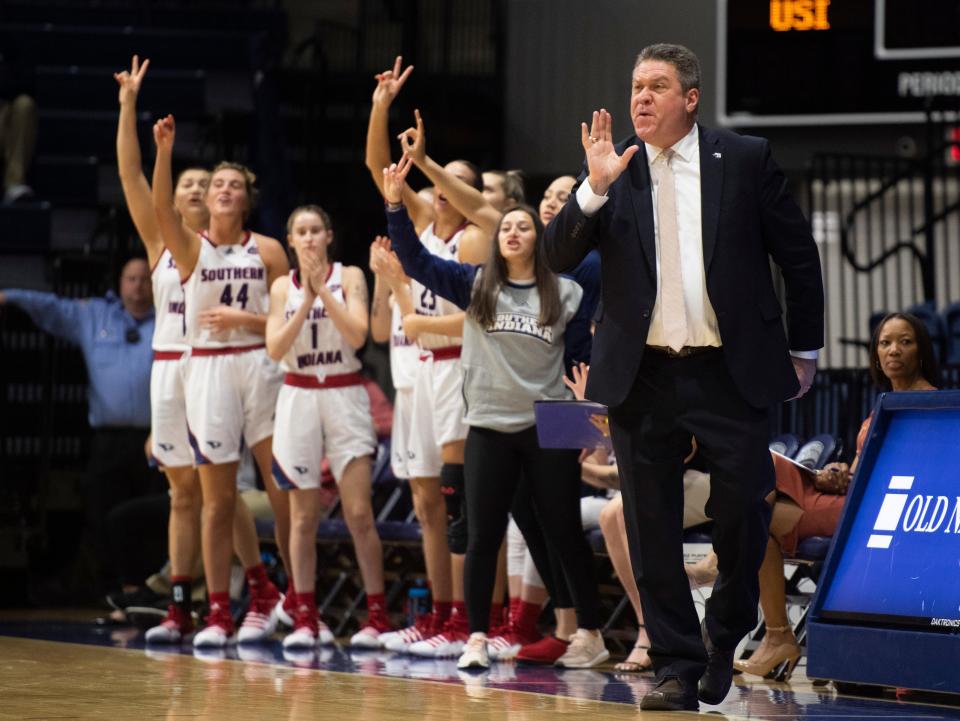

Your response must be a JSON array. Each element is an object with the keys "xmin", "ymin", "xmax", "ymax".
[
  {"xmin": 440, "ymin": 463, "xmax": 467, "ymax": 554},
  {"xmin": 440, "ymin": 463, "xmax": 464, "ymax": 519}
]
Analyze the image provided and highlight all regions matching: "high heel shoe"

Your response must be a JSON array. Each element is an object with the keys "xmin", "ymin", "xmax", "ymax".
[{"xmin": 733, "ymin": 625, "xmax": 801, "ymax": 681}]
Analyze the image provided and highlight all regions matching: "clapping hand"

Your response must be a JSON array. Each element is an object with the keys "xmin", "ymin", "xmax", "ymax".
[
  {"xmin": 382, "ymin": 154, "xmax": 414, "ymax": 205},
  {"xmin": 114, "ymin": 55, "xmax": 150, "ymax": 105},
  {"xmin": 372, "ymin": 55, "xmax": 414, "ymax": 107},
  {"xmin": 581, "ymin": 109, "xmax": 639, "ymax": 196},
  {"xmin": 300, "ymin": 249, "xmax": 328, "ymax": 298},
  {"xmin": 369, "ymin": 236, "xmax": 408, "ymax": 290},
  {"xmin": 397, "ymin": 109, "xmax": 427, "ymax": 165},
  {"xmin": 152, "ymin": 114, "xmax": 176, "ymax": 151}
]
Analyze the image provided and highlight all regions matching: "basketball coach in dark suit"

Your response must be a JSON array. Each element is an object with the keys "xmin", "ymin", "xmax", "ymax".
[{"xmin": 543, "ymin": 44, "xmax": 823, "ymax": 711}]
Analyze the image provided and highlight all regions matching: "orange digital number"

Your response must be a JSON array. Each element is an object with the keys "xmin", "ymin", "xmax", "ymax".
[{"xmin": 770, "ymin": 0, "xmax": 831, "ymax": 32}]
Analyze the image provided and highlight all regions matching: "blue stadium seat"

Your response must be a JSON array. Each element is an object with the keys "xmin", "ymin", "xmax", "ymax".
[
  {"xmin": 682, "ymin": 523, "xmax": 713, "ymax": 545},
  {"xmin": 795, "ymin": 535, "xmax": 832, "ymax": 562},
  {"xmin": 769, "ymin": 433, "xmax": 800, "ymax": 459},
  {"xmin": 377, "ymin": 519, "xmax": 422, "ymax": 543},
  {"xmin": 794, "ymin": 434, "xmax": 841, "ymax": 470}
]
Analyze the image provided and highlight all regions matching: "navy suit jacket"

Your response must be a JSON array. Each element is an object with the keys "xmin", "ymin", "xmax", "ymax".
[{"xmin": 543, "ymin": 125, "xmax": 824, "ymax": 410}]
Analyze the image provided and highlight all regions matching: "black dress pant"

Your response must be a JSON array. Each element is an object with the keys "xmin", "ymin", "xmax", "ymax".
[
  {"xmin": 609, "ymin": 349, "xmax": 773, "ymax": 682},
  {"xmin": 463, "ymin": 425, "xmax": 601, "ymax": 633}
]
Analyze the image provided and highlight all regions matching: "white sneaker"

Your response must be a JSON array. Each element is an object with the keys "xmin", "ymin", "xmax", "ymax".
[
  {"xmin": 193, "ymin": 622, "xmax": 236, "ymax": 648},
  {"xmin": 145, "ymin": 618, "xmax": 185, "ymax": 644},
  {"xmin": 486, "ymin": 633, "xmax": 523, "ymax": 661},
  {"xmin": 283, "ymin": 622, "xmax": 335, "ymax": 649},
  {"xmin": 457, "ymin": 632, "xmax": 490, "ymax": 669},
  {"xmin": 554, "ymin": 629, "xmax": 610, "ymax": 668},
  {"xmin": 383, "ymin": 624, "xmax": 430, "ymax": 652},
  {"xmin": 275, "ymin": 594, "xmax": 294, "ymax": 627},
  {"xmin": 317, "ymin": 621, "xmax": 335, "ymax": 645},
  {"xmin": 408, "ymin": 630, "xmax": 468, "ymax": 658},
  {"xmin": 283, "ymin": 626, "xmax": 317, "ymax": 649},
  {"xmin": 238, "ymin": 598, "xmax": 280, "ymax": 643},
  {"xmin": 350, "ymin": 625, "xmax": 386, "ymax": 648}
]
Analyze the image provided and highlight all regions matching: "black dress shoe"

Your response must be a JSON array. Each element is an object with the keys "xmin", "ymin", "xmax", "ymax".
[
  {"xmin": 698, "ymin": 620, "xmax": 735, "ymax": 705},
  {"xmin": 640, "ymin": 676, "xmax": 699, "ymax": 711}
]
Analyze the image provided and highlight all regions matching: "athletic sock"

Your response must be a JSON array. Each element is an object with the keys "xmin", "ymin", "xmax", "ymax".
[
  {"xmin": 171, "ymin": 576, "xmax": 192, "ymax": 616},
  {"xmin": 516, "ymin": 600, "xmax": 543, "ymax": 637},
  {"xmin": 434, "ymin": 600, "xmax": 452, "ymax": 623},
  {"xmin": 245, "ymin": 563, "xmax": 277, "ymax": 599},
  {"xmin": 448, "ymin": 601, "xmax": 469, "ymax": 633}
]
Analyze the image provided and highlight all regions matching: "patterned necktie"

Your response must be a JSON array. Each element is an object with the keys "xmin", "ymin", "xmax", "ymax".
[{"xmin": 654, "ymin": 149, "xmax": 688, "ymax": 352}]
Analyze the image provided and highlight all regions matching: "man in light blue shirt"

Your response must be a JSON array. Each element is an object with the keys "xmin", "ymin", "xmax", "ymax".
[
  {"xmin": 1, "ymin": 259, "xmax": 155, "ymax": 428},
  {"xmin": 1, "ymin": 257, "xmax": 162, "ymax": 595}
]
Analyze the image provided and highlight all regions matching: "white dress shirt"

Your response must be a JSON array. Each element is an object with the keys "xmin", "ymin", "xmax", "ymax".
[{"xmin": 575, "ymin": 123, "xmax": 818, "ymax": 359}]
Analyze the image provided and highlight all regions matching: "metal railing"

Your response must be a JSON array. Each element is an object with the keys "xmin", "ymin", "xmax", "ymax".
[{"xmin": 808, "ymin": 99, "xmax": 960, "ymax": 368}]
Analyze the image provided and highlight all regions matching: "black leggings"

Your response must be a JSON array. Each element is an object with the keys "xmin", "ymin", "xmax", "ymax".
[
  {"xmin": 511, "ymin": 483, "xmax": 575, "ymax": 608},
  {"xmin": 463, "ymin": 425, "xmax": 600, "ymax": 633}
]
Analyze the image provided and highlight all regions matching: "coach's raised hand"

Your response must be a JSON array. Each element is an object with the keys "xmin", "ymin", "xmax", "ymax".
[{"xmin": 582, "ymin": 109, "xmax": 639, "ymax": 197}]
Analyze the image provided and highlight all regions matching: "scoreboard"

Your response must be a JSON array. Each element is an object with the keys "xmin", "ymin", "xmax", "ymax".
[{"xmin": 718, "ymin": 0, "xmax": 960, "ymax": 125}]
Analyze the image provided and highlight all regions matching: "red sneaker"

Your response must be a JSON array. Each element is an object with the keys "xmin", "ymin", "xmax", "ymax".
[
  {"xmin": 145, "ymin": 604, "xmax": 193, "ymax": 643},
  {"xmin": 193, "ymin": 603, "xmax": 236, "ymax": 648},
  {"xmin": 516, "ymin": 635, "xmax": 570, "ymax": 664},
  {"xmin": 349, "ymin": 612, "xmax": 394, "ymax": 648},
  {"xmin": 488, "ymin": 623, "xmax": 542, "ymax": 661}
]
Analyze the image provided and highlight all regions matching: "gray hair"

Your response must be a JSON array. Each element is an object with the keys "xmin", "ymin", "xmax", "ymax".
[{"xmin": 635, "ymin": 43, "xmax": 702, "ymax": 94}]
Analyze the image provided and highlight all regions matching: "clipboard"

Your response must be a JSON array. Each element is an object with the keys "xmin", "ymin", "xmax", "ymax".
[
  {"xmin": 534, "ymin": 399, "xmax": 612, "ymax": 452},
  {"xmin": 770, "ymin": 449, "xmax": 816, "ymax": 476}
]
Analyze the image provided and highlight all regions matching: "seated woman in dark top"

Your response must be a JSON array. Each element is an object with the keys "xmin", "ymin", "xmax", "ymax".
[{"xmin": 735, "ymin": 312, "xmax": 939, "ymax": 680}]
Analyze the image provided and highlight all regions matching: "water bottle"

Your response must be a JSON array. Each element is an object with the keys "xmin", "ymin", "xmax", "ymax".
[{"xmin": 406, "ymin": 579, "xmax": 431, "ymax": 627}]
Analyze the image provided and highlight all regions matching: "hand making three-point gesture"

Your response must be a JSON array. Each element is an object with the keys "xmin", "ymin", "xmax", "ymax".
[
  {"xmin": 372, "ymin": 55, "xmax": 414, "ymax": 108},
  {"xmin": 114, "ymin": 54, "xmax": 150, "ymax": 107},
  {"xmin": 382, "ymin": 154, "xmax": 415, "ymax": 205},
  {"xmin": 397, "ymin": 108, "xmax": 427, "ymax": 165}
]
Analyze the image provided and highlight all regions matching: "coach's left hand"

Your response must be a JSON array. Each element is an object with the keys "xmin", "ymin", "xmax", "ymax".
[{"xmin": 791, "ymin": 356, "xmax": 817, "ymax": 399}]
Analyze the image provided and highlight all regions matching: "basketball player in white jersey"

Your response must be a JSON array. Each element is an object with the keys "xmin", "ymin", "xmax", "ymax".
[
  {"xmin": 152, "ymin": 114, "xmax": 291, "ymax": 647},
  {"xmin": 266, "ymin": 205, "xmax": 390, "ymax": 649},
  {"xmin": 114, "ymin": 57, "xmax": 282, "ymax": 645},
  {"xmin": 369, "ymin": 235, "xmax": 418, "ymax": 484},
  {"xmin": 366, "ymin": 57, "xmax": 491, "ymax": 657}
]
